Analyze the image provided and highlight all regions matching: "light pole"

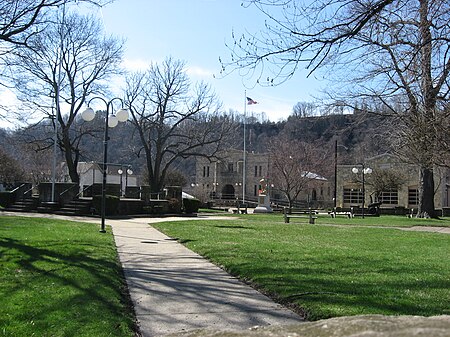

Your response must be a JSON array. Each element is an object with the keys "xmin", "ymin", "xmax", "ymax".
[
  {"xmin": 334, "ymin": 140, "xmax": 348, "ymax": 214},
  {"xmin": 351, "ymin": 164, "xmax": 372, "ymax": 218},
  {"xmin": 81, "ymin": 97, "xmax": 129, "ymax": 233},
  {"xmin": 118, "ymin": 169, "xmax": 123, "ymax": 197},
  {"xmin": 235, "ymin": 182, "xmax": 242, "ymax": 200}
]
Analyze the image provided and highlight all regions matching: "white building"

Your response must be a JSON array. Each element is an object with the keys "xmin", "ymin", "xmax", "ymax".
[{"xmin": 77, "ymin": 162, "xmax": 138, "ymax": 197}]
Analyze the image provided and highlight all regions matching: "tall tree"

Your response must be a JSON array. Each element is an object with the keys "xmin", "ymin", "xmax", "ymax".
[
  {"xmin": 222, "ymin": 0, "xmax": 450, "ymax": 218},
  {"xmin": 125, "ymin": 58, "xmax": 235, "ymax": 193},
  {"xmin": 0, "ymin": 146, "xmax": 27, "ymax": 185},
  {"xmin": 268, "ymin": 136, "xmax": 328, "ymax": 208},
  {"xmin": 6, "ymin": 11, "xmax": 124, "ymax": 183},
  {"xmin": 0, "ymin": 0, "xmax": 108, "ymax": 125}
]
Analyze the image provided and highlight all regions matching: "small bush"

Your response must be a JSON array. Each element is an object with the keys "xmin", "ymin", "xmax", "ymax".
[
  {"xmin": 183, "ymin": 198, "xmax": 201, "ymax": 214},
  {"xmin": 167, "ymin": 198, "xmax": 182, "ymax": 213},
  {"xmin": 92, "ymin": 195, "xmax": 119, "ymax": 215},
  {"xmin": 0, "ymin": 192, "xmax": 14, "ymax": 208}
]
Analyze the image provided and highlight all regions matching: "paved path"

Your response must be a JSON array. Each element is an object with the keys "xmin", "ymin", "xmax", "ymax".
[{"xmin": 107, "ymin": 216, "xmax": 303, "ymax": 336}]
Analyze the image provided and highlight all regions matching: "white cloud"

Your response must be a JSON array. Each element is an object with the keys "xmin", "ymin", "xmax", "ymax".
[
  {"xmin": 186, "ymin": 66, "xmax": 215, "ymax": 79},
  {"xmin": 0, "ymin": 88, "xmax": 19, "ymax": 107},
  {"xmin": 122, "ymin": 58, "xmax": 152, "ymax": 71}
]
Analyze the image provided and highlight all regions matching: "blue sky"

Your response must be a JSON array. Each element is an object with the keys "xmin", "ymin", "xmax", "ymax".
[
  {"xmin": 96, "ymin": 0, "xmax": 323, "ymax": 121},
  {"xmin": 0, "ymin": 0, "xmax": 324, "ymax": 127}
]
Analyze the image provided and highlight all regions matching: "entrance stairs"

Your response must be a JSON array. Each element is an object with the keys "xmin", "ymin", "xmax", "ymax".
[
  {"xmin": 54, "ymin": 198, "xmax": 93, "ymax": 216},
  {"xmin": 3, "ymin": 197, "xmax": 39, "ymax": 212}
]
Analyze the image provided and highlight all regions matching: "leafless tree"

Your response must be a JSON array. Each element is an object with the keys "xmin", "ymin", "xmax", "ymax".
[
  {"xmin": 0, "ymin": 146, "xmax": 27, "ymax": 185},
  {"xmin": 5, "ymin": 11, "xmax": 124, "ymax": 182},
  {"xmin": 125, "ymin": 58, "xmax": 235, "ymax": 193},
  {"xmin": 292, "ymin": 101, "xmax": 316, "ymax": 118},
  {"xmin": 0, "ymin": 0, "xmax": 108, "ymax": 48},
  {"xmin": 222, "ymin": 0, "xmax": 450, "ymax": 218},
  {"xmin": 0, "ymin": 0, "xmax": 109, "ymax": 125},
  {"xmin": 268, "ymin": 136, "xmax": 328, "ymax": 208},
  {"xmin": 365, "ymin": 168, "xmax": 406, "ymax": 203}
]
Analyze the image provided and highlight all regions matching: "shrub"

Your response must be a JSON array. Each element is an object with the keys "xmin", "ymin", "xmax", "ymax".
[
  {"xmin": 183, "ymin": 198, "xmax": 201, "ymax": 214},
  {"xmin": 92, "ymin": 195, "xmax": 120, "ymax": 215},
  {"xmin": 0, "ymin": 192, "xmax": 14, "ymax": 208},
  {"xmin": 167, "ymin": 198, "xmax": 182, "ymax": 213}
]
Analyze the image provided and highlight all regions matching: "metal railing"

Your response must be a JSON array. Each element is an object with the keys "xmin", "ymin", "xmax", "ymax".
[
  {"xmin": 10, "ymin": 183, "xmax": 32, "ymax": 201},
  {"xmin": 76, "ymin": 184, "xmax": 93, "ymax": 198},
  {"xmin": 60, "ymin": 184, "xmax": 78, "ymax": 197}
]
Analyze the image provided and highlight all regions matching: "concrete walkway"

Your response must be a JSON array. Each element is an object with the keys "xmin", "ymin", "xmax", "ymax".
[{"xmin": 107, "ymin": 216, "xmax": 304, "ymax": 336}]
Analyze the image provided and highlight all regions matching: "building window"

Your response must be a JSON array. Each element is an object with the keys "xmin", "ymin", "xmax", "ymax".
[
  {"xmin": 203, "ymin": 166, "xmax": 210, "ymax": 177},
  {"xmin": 408, "ymin": 187, "xmax": 419, "ymax": 206},
  {"xmin": 379, "ymin": 189, "xmax": 398, "ymax": 205},
  {"xmin": 254, "ymin": 165, "xmax": 263, "ymax": 177},
  {"xmin": 228, "ymin": 163, "xmax": 233, "ymax": 172},
  {"xmin": 343, "ymin": 188, "xmax": 362, "ymax": 204}
]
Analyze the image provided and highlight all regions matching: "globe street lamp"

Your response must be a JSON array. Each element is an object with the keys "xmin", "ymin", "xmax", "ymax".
[
  {"xmin": 351, "ymin": 164, "xmax": 372, "ymax": 218},
  {"xmin": 118, "ymin": 166, "xmax": 133, "ymax": 197},
  {"xmin": 81, "ymin": 97, "xmax": 129, "ymax": 233}
]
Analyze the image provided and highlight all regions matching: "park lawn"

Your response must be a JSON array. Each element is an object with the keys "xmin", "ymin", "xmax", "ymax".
[
  {"xmin": 317, "ymin": 213, "xmax": 450, "ymax": 227},
  {"xmin": 0, "ymin": 216, "xmax": 137, "ymax": 337},
  {"xmin": 214, "ymin": 212, "xmax": 450, "ymax": 228},
  {"xmin": 153, "ymin": 215, "xmax": 450, "ymax": 320}
]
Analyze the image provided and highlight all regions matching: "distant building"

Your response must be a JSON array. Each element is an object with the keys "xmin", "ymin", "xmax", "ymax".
[
  {"xmin": 336, "ymin": 153, "xmax": 450, "ymax": 210},
  {"xmin": 192, "ymin": 150, "xmax": 266, "ymax": 201},
  {"xmin": 77, "ymin": 162, "xmax": 138, "ymax": 197},
  {"xmin": 191, "ymin": 150, "xmax": 331, "ymax": 207}
]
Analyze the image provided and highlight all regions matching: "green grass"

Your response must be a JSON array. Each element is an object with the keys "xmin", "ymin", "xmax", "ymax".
[
  {"xmin": 317, "ymin": 213, "xmax": 450, "ymax": 227},
  {"xmin": 0, "ymin": 216, "xmax": 137, "ymax": 337},
  {"xmin": 153, "ymin": 214, "xmax": 450, "ymax": 320}
]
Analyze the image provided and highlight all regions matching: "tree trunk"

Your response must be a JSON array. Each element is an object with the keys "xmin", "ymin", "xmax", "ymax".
[
  {"xmin": 417, "ymin": 167, "xmax": 436, "ymax": 218},
  {"xmin": 62, "ymin": 132, "xmax": 79, "ymax": 183}
]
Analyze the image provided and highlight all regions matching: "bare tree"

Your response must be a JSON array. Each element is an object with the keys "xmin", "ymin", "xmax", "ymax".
[
  {"xmin": 292, "ymin": 101, "xmax": 316, "ymax": 118},
  {"xmin": 365, "ymin": 168, "xmax": 406, "ymax": 203},
  {"xmin": 268, "ymin": 136, "xmax": 328, "ymax": 208},
  {"xmin": 6, "ymin": 11, "xmax": 124, "ymax": 182},
  {"xmin": 125, "ymin": 58, "xmax": 235, "ymax": 193},
  {"xmin": 0, "ymin": 0, "xmax": 108, "ymax": 48},
  {"xmin": 0, "ymin": 0, "xmax": 109, "ymax": 125},
  {"xmin": 222, "ymin": 0, "xmax": 450, "ymax": 218},
  {"xmin": 0, "ymin": 146, "xmax": 27, "ymax": 185}
]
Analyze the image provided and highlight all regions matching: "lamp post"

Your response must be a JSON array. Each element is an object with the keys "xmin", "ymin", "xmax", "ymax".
[
  {"xmin": 118, "ymin": 166, "xmax": 133, "ymax": 197},
  {"xmin": 334, "ymin": 140, "xmax": 348, "ymax": 215},
  {"xmin": 351, "ymin": 164, "xmax": 372, "ymax": 218},
  {"xmin": 125, "ymin": 167, "xmax": 132, "ymax": 197},
  {"xmin": 235, "ymin": 182, "xmax": 242, "ymax": 199},
  {"xmin": 118, "ymin": 169, "xmax": 123, "ymax": 197},
  {"xmin": 81, "ymin": 97, "xmax": 129, "ymax": 233}
]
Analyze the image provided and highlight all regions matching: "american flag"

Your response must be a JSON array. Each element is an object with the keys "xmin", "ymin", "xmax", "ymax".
[{"xmin": 247, "ymin": 97, "xmax": 258, "ymax": 105}]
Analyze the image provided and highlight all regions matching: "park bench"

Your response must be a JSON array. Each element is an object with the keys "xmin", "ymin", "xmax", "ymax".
[
  {"xmin": 328, "ymin": 209, "xmax": 353, "ymax": 218},
  {"xmin": 328, "ymin": 211, "xmax": 353, "ymax": 218},
  {"xmin": 351, "ymin": 202, "xmax": 381, "ymax": 217},
  {"xmin": 232, "ymin": 203, "xmax": 248, "ymax": 214},
  {"xmin": 283, "ymin": 207, "xmax": 318, "ymax": 224}
]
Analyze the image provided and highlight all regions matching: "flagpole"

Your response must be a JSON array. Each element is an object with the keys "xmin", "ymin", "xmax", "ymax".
[{"xmin": 243, "ymin": 91, "xmax": 247, "ymax": 204}]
